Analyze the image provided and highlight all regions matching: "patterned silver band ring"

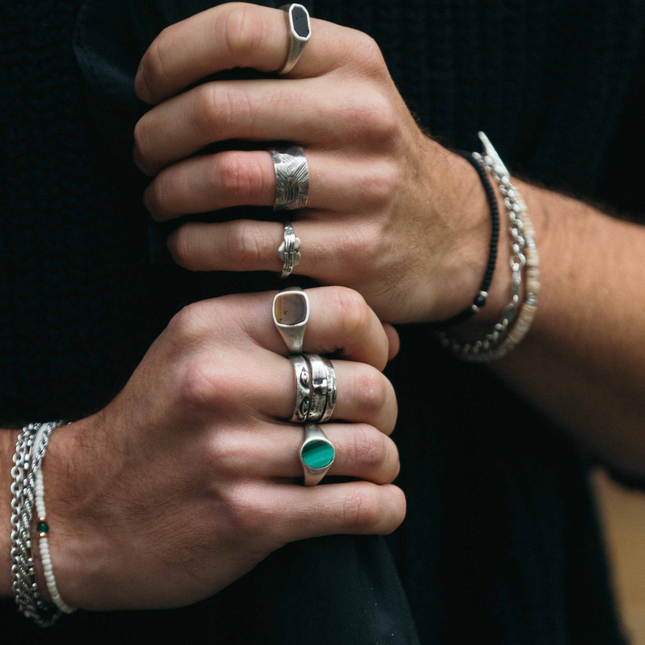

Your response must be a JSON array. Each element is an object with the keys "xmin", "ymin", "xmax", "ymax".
[
  {"xmin": 278, "ymin": 221, "xmax": 301, "ymax": 278},
  {"xmin": 277, "ymin": 4, "xmax": 312, "ymax": 75},
  {"xmin": 319, "ymin": 357, "xmax": 337, "ymax": 423},
  {"xmin": 290, "ymin": 355, "xmax": 311, "ymax": 422},
  {"xmin": 270, "ymin": 146, "xmax": 309, "ymax": 211},
  {"xmin": 304, "ymin": 354, "xmax": 328, "ymax": 423}
]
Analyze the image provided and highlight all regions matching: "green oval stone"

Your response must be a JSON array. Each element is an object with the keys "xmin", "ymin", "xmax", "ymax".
[
  {"xmin": 301, "ymin": 440, "xmax": 334, "ymax": 469},
  {"xmin": 37, "ymin": 521, "xmax": 49, "ymax": 534}
]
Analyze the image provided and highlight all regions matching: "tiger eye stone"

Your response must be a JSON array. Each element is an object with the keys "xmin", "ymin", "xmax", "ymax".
[{"xmin": 274, "ymin": 292, "xmax": 307, "ymax": 325}]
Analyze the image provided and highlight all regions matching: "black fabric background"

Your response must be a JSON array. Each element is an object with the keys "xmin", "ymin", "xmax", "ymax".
[{"xmin": 1, "ymin": 0, "xmax": 644, "ymax": 642}]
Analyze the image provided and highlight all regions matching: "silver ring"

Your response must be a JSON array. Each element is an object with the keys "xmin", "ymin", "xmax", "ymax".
[
  {"xmin": 278, "ymin": 221, "xmax": 301, "ymax": 278},
  {"xmin": 319, "ymin": 357, "xmax": 337, "ymax": 423},
  {"xmin": 273, "ymin": 286, "xmax": 309, "ymax": 354},
  {"xmin": 304, "ymin": 354, "xmax": 328, "ymax": 422},
  {"xmin": 289, "ymin": 355, "xmax": 311, "ymax": 422},
  {"xmin": 300, "ymin": 422, "xmax": 334, "ymax": 486},
  {"xmin": 270, "ymin": 146, "xmax": 309, "ymax": 211},
  {"xmin": 278, "ymin": 4, "xmax": 311, "ymax": 75}
]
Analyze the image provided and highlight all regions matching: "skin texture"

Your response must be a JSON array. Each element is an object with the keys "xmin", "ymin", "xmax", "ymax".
[
  {"xmin": 0, "ymin": 287, "xmax": 405, "ymax": 608},
  {"xmin": 133, "ymin": 3, "xmax": 489, "ymax": 323},
  {"xmin": 133, "ymin": 2, "xmax": 645, "ymax": 484}
]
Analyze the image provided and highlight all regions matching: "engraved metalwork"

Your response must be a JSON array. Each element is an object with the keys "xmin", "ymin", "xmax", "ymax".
[{"xmin": 270, "ymin": 146, "xmax": 309, "ymax": 211}]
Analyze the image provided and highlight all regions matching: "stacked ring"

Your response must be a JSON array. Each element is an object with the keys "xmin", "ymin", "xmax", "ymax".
[
  {"xmin": 289, "ymin": 354, "xmax": 337, "ymax": 424},
  {"xmin": 290, "ymin": 355, "xmax": 311, "ymax": 422}
]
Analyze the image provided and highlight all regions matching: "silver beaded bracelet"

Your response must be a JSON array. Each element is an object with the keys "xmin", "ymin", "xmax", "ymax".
[
  {"xmin": 9, "ymin": 421, "xmax": 71, "ymax": 627},
  {"xmin": 437, "ymin": 132, "xmax": 540, "ymax": 361}
]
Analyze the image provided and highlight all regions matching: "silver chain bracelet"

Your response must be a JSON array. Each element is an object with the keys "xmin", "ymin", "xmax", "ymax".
[
  {"xmin": 10, "ymin": 421, "xmax": 64, "ymax": 627},
  {"xmin": 437, "ymin": 132, "xmax": 540, "ymax": 361}
]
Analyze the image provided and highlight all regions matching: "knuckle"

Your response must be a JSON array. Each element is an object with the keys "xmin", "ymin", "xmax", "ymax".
[
  {"xmin": 354, "ymin": 32, "xmax": 386, "ymax": 71},
  {"xmin": 205, "ymin": 433, "xmax": 249, "ymax": 473},
  {"xmin": 221, "ymin": 4, "xmax": 266, "ymax": 64},
  {"xmin": 343, "ymin": 486, "xmax": 381, "ymax": 532},
  {"xmin": 142, "ymin": 29, "xmax": 173, "ymax": 100},
  {"xmin": 333, "ymin": 287, "xmax": 370, "ymax": 339},
  {"xmin": 213, "ymin": 153, "xmax": 266, "ymax": 203},
  {"xmin": 192, "ymin": 84, "xmax": 220, "ymax": 134},
  {"xmin": 223, "ymin": 220, "xmax": 268, "ymax": 267},
  {"xmin": 146, "ymin": 174, "xmax": 170, "ymax": 215},
  {"xmin": 359, "ymin": 94, "xmax": 399, "ymax": 143},
  {"xmin": 168, "ymin": 223, "xmax": 199, "ymax": 269},
  {"xmin": 223, "ymin": 485, "xmax": 273, "ymax": 536},
  {"xmin": 388, "ymin": 487, "xmax": 407, "ymax": 531},
  {"xmin": 351, "ymin": 425, "xmax": 387, "ymax": 471},
  {"xmin": 177, "ymin": 359, "xmax": 221, "ymax": 410},
  {"xmin": 366, "ymin": 162, "xmax": 400, "ymax": 208},
  {"xmin": 353, "ymin": 368, "xmax": 388, "ymax": 418},
  {"xmin": 344, "ymin": 221, "xmax": 383, "ymax": 269},
  {"xmin": 133, "ymin": 118, "xmax": 152, "ymax": 170},
  {"xmin": 167, "ymin": 302, "xmax": 209, "ymax": 342}
]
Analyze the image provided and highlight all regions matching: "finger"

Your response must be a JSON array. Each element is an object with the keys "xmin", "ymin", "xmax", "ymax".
[
  {"xmin": 133, "ymin": 77, "xmax": 388, "ymax": 175},
  {"xmin": 383, "ymin": 324, "xmax": 400, "ymax": 361},
  {"xmin": 196, "ymin": 287, "xmax": 391, "ymax": 370},
  {"xmin": 255, "ymin": 358, "xmax": 397, "ymax": 433},
  {"xmin": 168, "ymin": 218, "xmax": 382, "ymax": 285},
  {"xmin": 269, "ymin": 481, "xmax": 406, "ymax": 542},
  {"xmin": 135, "ymin": 3, "xmax": 376, "ymax": 104},
  {"xmin": 143, "ymin": 148, "xmax": 388, "ymax": 219},
  {"xmin": 226, "ymin": 423, "xmax": 399, "ymax": 483}
]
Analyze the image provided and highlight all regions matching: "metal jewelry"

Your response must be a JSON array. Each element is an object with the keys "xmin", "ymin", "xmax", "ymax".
[
  {"xmin": 270, "ymin": 146, "xmax": 309, "ymax": 211},
  {"xmin": 277, "ymin": 4, "xmax": 312, "ymax": 75},
  {"xmin": 10, "ymin": 421, "xmax": 66, "ymax": 627},
  {"xmin": 289, "ymin": 355, "xmax": 312, "ymax": 422},
  {"xmin": 319, "ymin": 357, "xmax": 337, "ymax": 423},
  {"xmin": 278, "ymin": 221, "xmax": 302, "ymax": 278},
  {"xmin": 273, "ymin": 286, "xmax": 310, "ymax": 354},
  {"xmin": 300, "ymin": 422, "xmax": 335, "ymax": 486},
  {"xmin": 437, "ymin": 132, "xmax": 540, "ymax": 361},
  {"xmin": 303, "ymin": 354, "xmax": 329, "ymax": 423}
]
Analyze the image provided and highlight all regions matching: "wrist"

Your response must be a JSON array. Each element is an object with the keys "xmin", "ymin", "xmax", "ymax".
[
  {"xmin": 429, "ymin": 147, "xmax": 510, "ymax": 327},
  {"xmin": 31, "ymin": 413, "xmax": 107, "ymax": 610}
]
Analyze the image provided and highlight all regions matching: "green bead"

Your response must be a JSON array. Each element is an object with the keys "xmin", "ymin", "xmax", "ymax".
[
  {"xmin": 37, "ymin": 521, "xmax": 49, "ymax": 535},
  {"xmin": 301, "ymin": 440, "xmax": 334, "ymax": 469}
]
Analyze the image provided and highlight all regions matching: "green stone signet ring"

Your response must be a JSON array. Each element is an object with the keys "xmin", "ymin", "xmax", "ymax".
[{"xmin": 300, "ymin": 423, "xmax": 335, "ymax": 486}]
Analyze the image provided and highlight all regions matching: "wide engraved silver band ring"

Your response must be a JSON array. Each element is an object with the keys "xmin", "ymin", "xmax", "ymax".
[
  {"xmin": 319, "ymin": 356, "xmax": 337, "ymax": 423},
  {"xmin": 300, "ymin": 423, "xmax": 335, "ymax": 486},
  {"xmin": 304, "ymin": 354, "xmax": 329, "ymax": 423},
  {"xmin": 270, "ymin": 146, "xmax": 309, "ymax": 211},
  {"xmin": 273, "ymin": 286, "xmax": 310, "ymax": 354},
  {"xmin": 278, "ymin": 221, "xmax": 301, "ymax": 278},
  {"xmin": 278, "ymin": 4, "xmax": 312, "ymax": 75},
  {"xmin": 290, "ymin": 355, "xmax": 311, "ymax": 422}
]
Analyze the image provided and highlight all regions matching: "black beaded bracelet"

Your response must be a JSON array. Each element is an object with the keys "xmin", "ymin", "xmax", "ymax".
[{"xmin": 430, "ymin": 151, "xmax": 500, "ymax": 329}]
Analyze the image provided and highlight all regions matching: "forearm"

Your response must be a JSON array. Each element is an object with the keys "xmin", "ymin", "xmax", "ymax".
[{"xmin": 479, "ymin": 180, "xmax": 645, "ymax": 477}]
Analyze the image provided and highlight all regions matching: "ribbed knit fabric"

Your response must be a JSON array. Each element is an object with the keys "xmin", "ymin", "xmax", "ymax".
[{"xmin": 1, "ymin": 0, "xmax": 644, "ymax": 643}]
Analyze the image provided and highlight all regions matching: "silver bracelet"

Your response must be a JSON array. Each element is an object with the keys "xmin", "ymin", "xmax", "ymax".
[
  {"xmin": 437, "ymin": 132, "xmax": 540, "ymax": 361},
  {"xmin": 10, "ymin": 421, "xmax": 65, "ymax": 627}
]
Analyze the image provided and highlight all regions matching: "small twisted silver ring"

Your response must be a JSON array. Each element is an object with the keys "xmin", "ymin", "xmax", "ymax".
[{"xmin": 277, "ymin": 221, "xmax": 302, "ymax": 279}]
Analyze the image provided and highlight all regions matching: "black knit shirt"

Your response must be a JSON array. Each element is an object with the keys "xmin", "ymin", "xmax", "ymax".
[{"xmin": 2, "ymin": 0, "xmax": 644, "ymax": 643}]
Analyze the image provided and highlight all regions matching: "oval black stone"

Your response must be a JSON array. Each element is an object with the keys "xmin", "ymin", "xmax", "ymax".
[{"xmin": 291, "ymin": 5, "xmax": 310, "ymax": 38}]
